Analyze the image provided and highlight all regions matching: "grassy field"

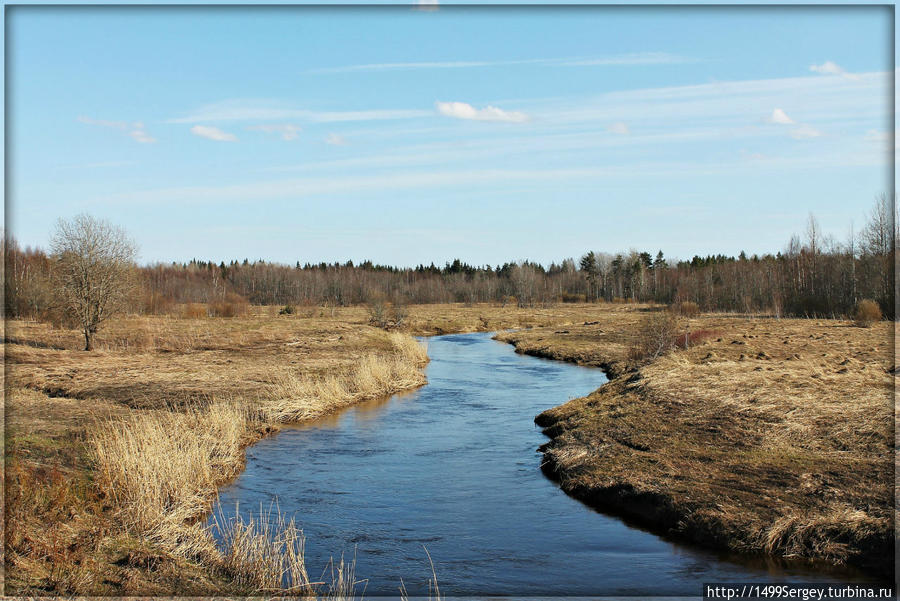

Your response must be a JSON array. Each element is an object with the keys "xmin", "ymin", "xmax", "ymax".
[
  {"xmin": 496, "ymin": 310, "xmax": 894, "ymax": 576},
  {"xmin": 5, "ymin": 302, "xmax": 893, "ymax": 593},
  {"xmin": 4, "ymin": 302, "xmax": 616, "ymax": 595}
]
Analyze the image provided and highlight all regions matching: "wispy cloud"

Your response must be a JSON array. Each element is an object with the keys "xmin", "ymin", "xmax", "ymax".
[
  {"xmin": 170, "ymin": 99, "xmax": 430, "ymax": 124},
  {"xmin": 130, "ymin": 125, "xmax": 156, "ymax": 144},
  {"xmin": 98, "ymin": 152, "xmax": 885, "ymax": 208},
  {"xmin": 608, "ymin": 122, "xmax": 630, "ymax": 135},
  {"xmin": 325, "ymin": 133, "xmax": 347, "ymax": 146},
  {"xmin": 809, "ymin": 60, "xmax": 859, "ymax": 80},
  {"xmin": 436, "ymin": 101, "xmax": 529, "ymax": 123},
  {"xmin": 190, "ymin": 125, "xmax": 238, "ymax": 142},
  {"xmin": 247, "ymin": 123, "xmax": 301, "ymax": 140},
  {"xmin": 765, "ymin": 108, "xmax": 795, "ymax": 125},
  {"xmin": 764, "ymin": 108, "xmax": 823, "ymax": 140},
  {"xmin": 78, "ymin": 116, "xmax": 156, "ymax": 143},
  {"xmin": 530, "ymin": 71, "xmax": 886, "ymax": 132},
  {"xmin": 312, "ymin": 52, "xmax": 694, "ymax": 74}
]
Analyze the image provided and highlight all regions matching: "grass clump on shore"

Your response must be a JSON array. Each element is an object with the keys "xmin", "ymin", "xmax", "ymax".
[
  {"xmin": 212, "ymin": 503, "xmax": 313, "ymax": 594},
  {"xmin": 90, "ymin": 401, "xmax": 250, "ymax": 554}
]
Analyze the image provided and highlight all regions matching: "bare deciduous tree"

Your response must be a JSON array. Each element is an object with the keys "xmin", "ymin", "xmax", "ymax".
[{"xmin": 50, "ymin": 215, "xmax": 137, "ymax": 350}]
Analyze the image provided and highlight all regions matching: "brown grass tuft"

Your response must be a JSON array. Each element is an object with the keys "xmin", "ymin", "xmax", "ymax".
[
  {"xmin": 212, "ymin": 503, "xmax": 313, "ymax": 594},
  {"xmin": 672, "ymin": 300, "xmax": 700, "ymax": 317},
  {"xmin": 90, "ymin": 401, "xmax": 250, "ymax": 555},
  {"xmin": 853, "ymin": 299, "xmax": 882, "ymax": 327}
]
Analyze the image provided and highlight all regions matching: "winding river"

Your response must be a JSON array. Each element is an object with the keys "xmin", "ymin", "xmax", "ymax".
[{"xmin": 213, "ymin": 332, "xmax": 865, "ymax": 597}]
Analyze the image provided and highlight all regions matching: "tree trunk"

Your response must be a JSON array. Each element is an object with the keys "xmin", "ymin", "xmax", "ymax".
[{"xmin": 84, "ymin": 329, "xmax": 93, "ymax": 351}]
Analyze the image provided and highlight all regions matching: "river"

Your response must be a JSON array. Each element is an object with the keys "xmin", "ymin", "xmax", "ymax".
[{"xmin": 212, "ymin": 332, "xmax": 865, "ymax": 597}]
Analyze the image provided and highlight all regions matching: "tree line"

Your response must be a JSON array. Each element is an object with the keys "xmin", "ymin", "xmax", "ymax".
[{"xmin": 5, "ymin": 195, "xmax": 896, "ymax": 325}]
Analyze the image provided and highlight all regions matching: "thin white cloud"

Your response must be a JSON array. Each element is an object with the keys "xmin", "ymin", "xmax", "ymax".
[
  {"xmin": 766, "ymin": 108, "xmax": 795, "ymax": 125},
  {"xmin": 325, "ymin": 133, "xmax": 347, "ymax": 146},
  {"xmin": 810, "ymin": 61, "xmax": 860, "ymax": 81},
  {"xmin": 436, "ymin": 101, "xmax": 529, "ymax": 123},
  {"xmin": 248, "ymin": 123, "xmax": 301, "ymax": 141},
  {"xmin": 608, "ymin": 122, "xmax": 630, "ymax": 135},
  {"xmin": 414, "ymin": 0, "xmax": 439, "ymax": 11},
  {"xmin": 129, "ymin": 128, "xmax": 156, "ymax": 144},
  {"xmin": 78, "ymin": 116, "xmax": 156, "ymax": 143},
  {"xmin": 789, "ymin": 125, "xmax": 823, "ymax": 140},
  {"xmin": 810, "ymin": 61, "xmax": 844, "ymax": 75},
  {"xmin": 190, "ymin": 125, "xmax": 238, "ymax": 142},
  {"xmin": 170, "ymin": 100, "xmax": 430, "ymax": 124},
  {"xmin": 97, "ymin": 151, "xmax": 886, "ymax": 208},
  {"xmin": 312, "ymin": 53, "xmax": 693, "ymax": 74}
]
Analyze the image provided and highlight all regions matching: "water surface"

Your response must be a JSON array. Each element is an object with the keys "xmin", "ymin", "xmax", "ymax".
[{"xmin": 214, "ymin": 332, "xmax": 867, "ymax": 596}]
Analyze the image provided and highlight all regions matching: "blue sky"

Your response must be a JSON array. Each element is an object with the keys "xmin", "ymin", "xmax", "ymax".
[{"xmin": 7, "ymin": 5, "xmax": 893, "ymax": 266}]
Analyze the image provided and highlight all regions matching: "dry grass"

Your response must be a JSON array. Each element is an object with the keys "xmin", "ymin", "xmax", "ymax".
[
  {"xmin": 4, "ymin": 310, "xmax": 437, "ymax": 595},
  {"xmin": 505, "ymin": 312, "xmax": 894, "ymax": 575},
  {"xmin": 264, "ymin": 353, "xmax": 426, "ymax": 423},
  {"xmin": 212, "ymin": 503, "xmax": 313, "ymax": 594},
  {"xmin": 90, "ymin": 401, "xmax": 250, "ymax": 553},
  {"xmin": 854, "ymin": 299, "xmax": 882, "ymax": 327},
  {"xmin": 398, "ymin": 302, "xmax": 628, "ymax": 336}
]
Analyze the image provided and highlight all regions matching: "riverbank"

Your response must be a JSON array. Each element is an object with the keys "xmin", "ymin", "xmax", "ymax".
[
  {"xmin": 496, "ymin": 313, "xmax": 894, "ymax": 577},
  {"xmin": 5, "ymin": 302, "xmax": 612, "ymax": 595},
  {"xmin": 5, "ymin": 310, "xmax": 429, "ymax": 595}
]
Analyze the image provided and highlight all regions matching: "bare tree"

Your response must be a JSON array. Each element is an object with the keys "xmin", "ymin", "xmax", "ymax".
[{"xmin": 50, "ymin": 215, "xmax": 137, "ymax": 350}]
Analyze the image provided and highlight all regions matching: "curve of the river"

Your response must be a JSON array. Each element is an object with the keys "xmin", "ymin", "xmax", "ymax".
[{"xmin": 212, "ymin": 332, "xmax": 868, "ymax": 597}]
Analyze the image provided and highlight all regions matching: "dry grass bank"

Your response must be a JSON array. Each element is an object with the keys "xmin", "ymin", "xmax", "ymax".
[
  {"xmin": 4, "ymin": 311, "xmax": 430, "ymax": 595},
  {"xmin": 498, "ymin": 311, "xmax": 894, "ymax": 576}
]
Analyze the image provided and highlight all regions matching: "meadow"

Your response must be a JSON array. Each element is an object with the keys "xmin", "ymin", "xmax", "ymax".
[
  {"xmin": 4, "ymin": 302, "xmax": 894, "ymax": 594},
  {"xmin": 498, "ymin": 310, "xmax": 894, "ymax": 576}
]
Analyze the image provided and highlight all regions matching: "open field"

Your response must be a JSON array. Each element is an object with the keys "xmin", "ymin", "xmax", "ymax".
[
  {"xmin": 496, "ymin": 312, "xmax": 895, "ymax": 576},
  {"xmin": 4, "ymin": 302, "xmax": 609, "ymax": 595}
]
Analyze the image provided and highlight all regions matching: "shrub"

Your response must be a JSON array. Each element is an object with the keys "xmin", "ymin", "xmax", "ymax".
[
  {"xmin": 628, "ymin": 310, "xmax": 681, "ymax": 361},
  {"xmin": 854, "ymin": 299, "xmax": 882, "ymax": 327},
  {"xmin": 391, "ymin": 302, "xmax": 408, "ymax": 326},
  {"xmin": 559, "ymin": 292, "xmax": 587, "ymax": 303},
  {"xmin": 675, "ymin": 328, "xmax": 719, "ymax": 349},
  {"xmin": 367, "ymin": 299, "xmax": 388, "ymax": 329},
  {"xmin": 142, "ymin": 291, "xmax": 176, "ymax": 316},
  {"xmin": 672, "ymin": 301, "xmax": 700, "ymax": 317},
  {"xmin": 182, "ymin": 303, "xmax": 208, "ymax": 319},
  {"xmin": 209, "ymin": 293, "xmax": 250, "ymax": 318},
  {"xmin": 279, "ymin": 305, "xmax": 295, "ymax": 315}
]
